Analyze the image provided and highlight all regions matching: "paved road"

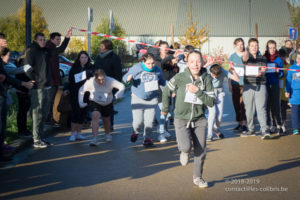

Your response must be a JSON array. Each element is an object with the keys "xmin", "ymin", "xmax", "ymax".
[{"xmin": 0, "ymin": 84, "xmax": 299, "ymax": 200}]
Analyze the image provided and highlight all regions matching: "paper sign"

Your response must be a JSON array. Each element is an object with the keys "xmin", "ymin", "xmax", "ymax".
[
  {"xmin": 184, "ymin": 90, "xmax": 203, "ymax": 105},
  {"xmin": 245, "ymin": 65, "xmax": 259, "ymax": 76},
  {"xmin": 144, "ymin": 80, "xmax": 158, "ymax": 92},
  {"xmin": 266, "ymin": 63, "xmax": 276, "ymax": 73},
  {"xmin": 74, "ymin": 71, "xmax": 87, "ymax": 83},
  {"xmin": 234, "ymin": 67, "xmax": 244, "ymax": 76},
  {"xmin": 96, "ymin": 93, "xmax": 108, "ymax": 102}
]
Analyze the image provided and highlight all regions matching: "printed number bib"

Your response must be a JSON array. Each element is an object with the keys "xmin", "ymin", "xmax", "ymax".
[
  {"xmin": 144, "ymin": 80, "xmax": 159, "ymax": 92},
  {"xmin": 234, "ymin": 67, "xmax": 244, "ymax": 76},
  {"xmin": 74, "ymin": 71, "xmax": 87, "ymax": 83},
  {"xmin": 266, "ymin": 63, "xmax": 276, "ymax": 73},
  {"xmin": 96, "ymin": 93, "xmax": 108, "ymax": 102},
  {"xmin": 184, "ymin": 91, "xmax": 203, "ymax": 105},
  {"xmin": 292, "ymin": 72, "xmax": 300, "ymax": 89},
  {"xmin": 245, "ymin": 65, "xmax": 259, "ymax": 76}
]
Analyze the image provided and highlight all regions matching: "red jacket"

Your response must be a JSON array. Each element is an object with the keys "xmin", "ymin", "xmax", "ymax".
[{"xmin": 45, "ymin": 38, "xmax": 70, "ymax": 86}]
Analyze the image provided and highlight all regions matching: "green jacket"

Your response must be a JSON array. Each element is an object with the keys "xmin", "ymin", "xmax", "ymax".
[{"xmin": 162, "ymin": 67, "xmax": 215, "ymax": 123}]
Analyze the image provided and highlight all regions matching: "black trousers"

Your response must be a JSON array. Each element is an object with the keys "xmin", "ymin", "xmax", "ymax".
[{"xmin": 17, "ymin": 92, "xmax": 31, "ymax": 133}]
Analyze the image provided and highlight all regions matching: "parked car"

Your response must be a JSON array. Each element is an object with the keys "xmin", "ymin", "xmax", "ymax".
[
  {"xmin": 59, "ymin": 63, "xmax": 71, "ymax": 78},
  {"xmin": 59, "ymin": 55, "xmax": 73, "ymax": 67}
]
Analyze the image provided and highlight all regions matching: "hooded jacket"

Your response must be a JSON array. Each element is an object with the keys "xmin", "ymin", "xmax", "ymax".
[{"xmin": 162, "ymin": 67, "xmax": 215, "ymax": 123}]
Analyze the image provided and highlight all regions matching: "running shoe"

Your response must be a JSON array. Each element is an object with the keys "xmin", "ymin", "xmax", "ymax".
[
  {"xmin": 130, "ymin": 132, "xmax": 138, "ymax": 143},
  {"xmin": 143, "ymin": 138, "xmax": 153, "ymax": 147}
]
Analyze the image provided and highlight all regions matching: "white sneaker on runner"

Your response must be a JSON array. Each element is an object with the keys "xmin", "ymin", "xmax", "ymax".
[
  {"xmin": 105, "ymin": 134, "xmax": 112, "ymax": 142},
  {"xmin": 158, "ymin": 134, "xmax": 167, "ymax": 143},
  {"xmin": 193, "ymin": 177, "xmax": 208, "ymax": 188},
  {"xmin": 76, "ymin": 133, "xmax": 86, "ymax": 140},
  {"xmin": 89, "ymin": 137, "xmax": 98, "ymax": 146},
  {"xmin": 69, "ymin": 133, "xmax": 76, "ymax": 142}
]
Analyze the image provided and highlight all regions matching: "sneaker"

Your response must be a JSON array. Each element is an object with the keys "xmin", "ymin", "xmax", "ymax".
[
  {"xmin": 270, "ymin": 126, "xmax": 277, "ymax": 133},
  {"xmin": 89, "ymin": 137, "xmax": 98, "ymax": 146},
  {"xmin": 216, "ymin": 132, "xmax": 224, "ymax": 139},
  {"xmin": 206, "ymin": 136, "xmax": 213, "ymax": 142},
  {"xmin": 130, "ymin": 132, "xmax": 138, "ymax": 143},
  {"xmin": 164, "ymin": 130, "xmax": 171, "ymax": 138},
  {"xmin": 143, "ymin": 138, "xmax": 154, "ymax": 147},
  {"xmin": 193, "ymin": 177, "xmax": 208, "ymax": 188},
  {"xmin": 69, "ymin": 133, "xmax": 76, "ymax": 142},
  {"xmin": 233, "ymin": 124, "xmax": 242, "ymax": 131},
  {"xmin": 180, "ymin": 152, "xmax": 189, "ymax": 166},
  {"xmin": 240, "ymin": 132, "xmax": 249, "ymax": 137},
  {"xmin": 293, "ymin": 129, "xmax": 299, "ymax": 135},
  {"xmin": 261, "ymin": 132, "xmax": 271, "ymax": 140},
  {"xmin": 105, "ymin": 134, "xmax": 112, "ymax": 142},
  {"xmin": 277, "ymin": 128, "xmax": 284, "ymax": 136},
  {"xmin": 158, "ymin": 134, "xmax": 167, "ymax": 143},
  {"xmin": 241, "ymin": 126, "xmax": 248, "ymax": 133},
  {"xmin": 33, "ymin": 140, "xmax": 48, "ymax": 148},
  {"xmin": 247, "ymin": 130, "xmax": 256, "ymax": 136},
  {"xmin": 76, "ymin": 133, "xmax": 86, "ymax": 140}
]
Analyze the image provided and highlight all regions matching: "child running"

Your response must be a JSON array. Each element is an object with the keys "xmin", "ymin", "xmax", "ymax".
[
  {"xmin": 79, "ymin": 69, "xmax": 125, "ymax": 146},
  {"xmin": 162, "ymin": 51, "xmax": 215, "ymax": 188},
  {"xmin": 123, "ymin": 53, "xmax": 166, "ymax": 146}
]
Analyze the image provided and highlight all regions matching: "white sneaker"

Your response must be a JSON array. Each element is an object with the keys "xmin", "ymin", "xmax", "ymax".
[
  {"xmin": 76, "ymin": 133, "xmax": 86, "ymax": 140},
  {"xmin": 105, "ymin": 134, "xmax": 112, "ymax": 142},
  {"xmin": 180, "ymin": 152, "xmax": 189, "ymax": 166},
  {"xmin": 69, "ymin": 133, "xmax": 76, "ymax": 142},
  {"xmin": 193, "ymin": 177, "xmax": 208, "ymax": 188},
  {"xmin": 164, "ymin": 130, "xmax": 171, "ymax": 138},
  {"xmin": 89, "ymin": 137, "xmax": 98, "ymax": 146},
  {"xmin": 158, "ymin": 134, "xmax": 167, "ymax": 143}
]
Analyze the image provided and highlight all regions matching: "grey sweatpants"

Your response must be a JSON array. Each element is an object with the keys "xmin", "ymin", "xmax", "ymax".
[
  {"xmin": 243, "ymin": 84, "xmax": 269, "ymax": 133},
  {"xmin": 174, "ymin": 118, "xmax": 207, "ymax": 178},
  {"xmin": 131, "ymin": 94, "xmax": 158, "ymax": 139}
]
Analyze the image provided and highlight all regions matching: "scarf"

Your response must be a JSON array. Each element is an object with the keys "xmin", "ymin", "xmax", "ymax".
[
  {"xmin": 142, "ymin": 62, "xmax": 155, "ymax": 72},
  {"xmin": 264, "ymin": 50, "xmax": 278, "ymax": 62},
  {"xmin": 99, "ymin": 50, "xmax": 113, "ymax": 59}
]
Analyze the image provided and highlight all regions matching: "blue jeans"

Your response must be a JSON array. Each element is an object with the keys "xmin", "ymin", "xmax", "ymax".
[{"xmin": 291, "ymin": 104, "xmax": 300, "ymax": 130}]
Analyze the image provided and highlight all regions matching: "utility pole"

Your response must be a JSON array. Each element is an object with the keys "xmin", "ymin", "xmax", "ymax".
[
  {"xmin": 88, "ymin": 7, "xmax": 93, "ymax": 57},
  {"xmin": 249, "ymin": 0, "xmax": 252, "ymax": 38},
  {"xmin": 25, "ymin": 0, "xmax": 31, "ymax": 47}
]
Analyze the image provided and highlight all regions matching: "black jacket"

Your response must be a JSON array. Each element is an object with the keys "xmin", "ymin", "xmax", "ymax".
[
  {"xmin": 68, "ymin": 63, "xmax": 94, "ymax": 94},
  {"xmin": 94, "ymin": 51, "xmax": 122, "ymax": 82},
  {"xmin": 24, "ymin": 42, "xmax": 51, "ymax": 89},
  {"xmin": 0, "ymin": 58, "xmax": 22, "ymax": 97}
]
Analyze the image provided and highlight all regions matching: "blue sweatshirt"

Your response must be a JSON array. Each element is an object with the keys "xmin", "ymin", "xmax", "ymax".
[
  {"xmin": 285, "ymin": 63, "xmax": 300, "ymax": 105},
  {"xmin": 266, "ymin": 57, "xmax": 284, "ymax": 85},
  {"xmin": 123, "ymin": 62, "xmax": 166, "ymax": 100}
]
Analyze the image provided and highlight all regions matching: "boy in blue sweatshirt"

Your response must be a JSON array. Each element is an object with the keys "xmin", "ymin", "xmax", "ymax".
[{"xmin": 285, "ymin": 53, "xmax": 300, "ymax": 135}]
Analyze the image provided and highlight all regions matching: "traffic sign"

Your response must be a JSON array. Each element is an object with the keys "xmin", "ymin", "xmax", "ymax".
[{"xmin": 289, "ymin": 27, "xmax": 298, "ymax": 40}]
